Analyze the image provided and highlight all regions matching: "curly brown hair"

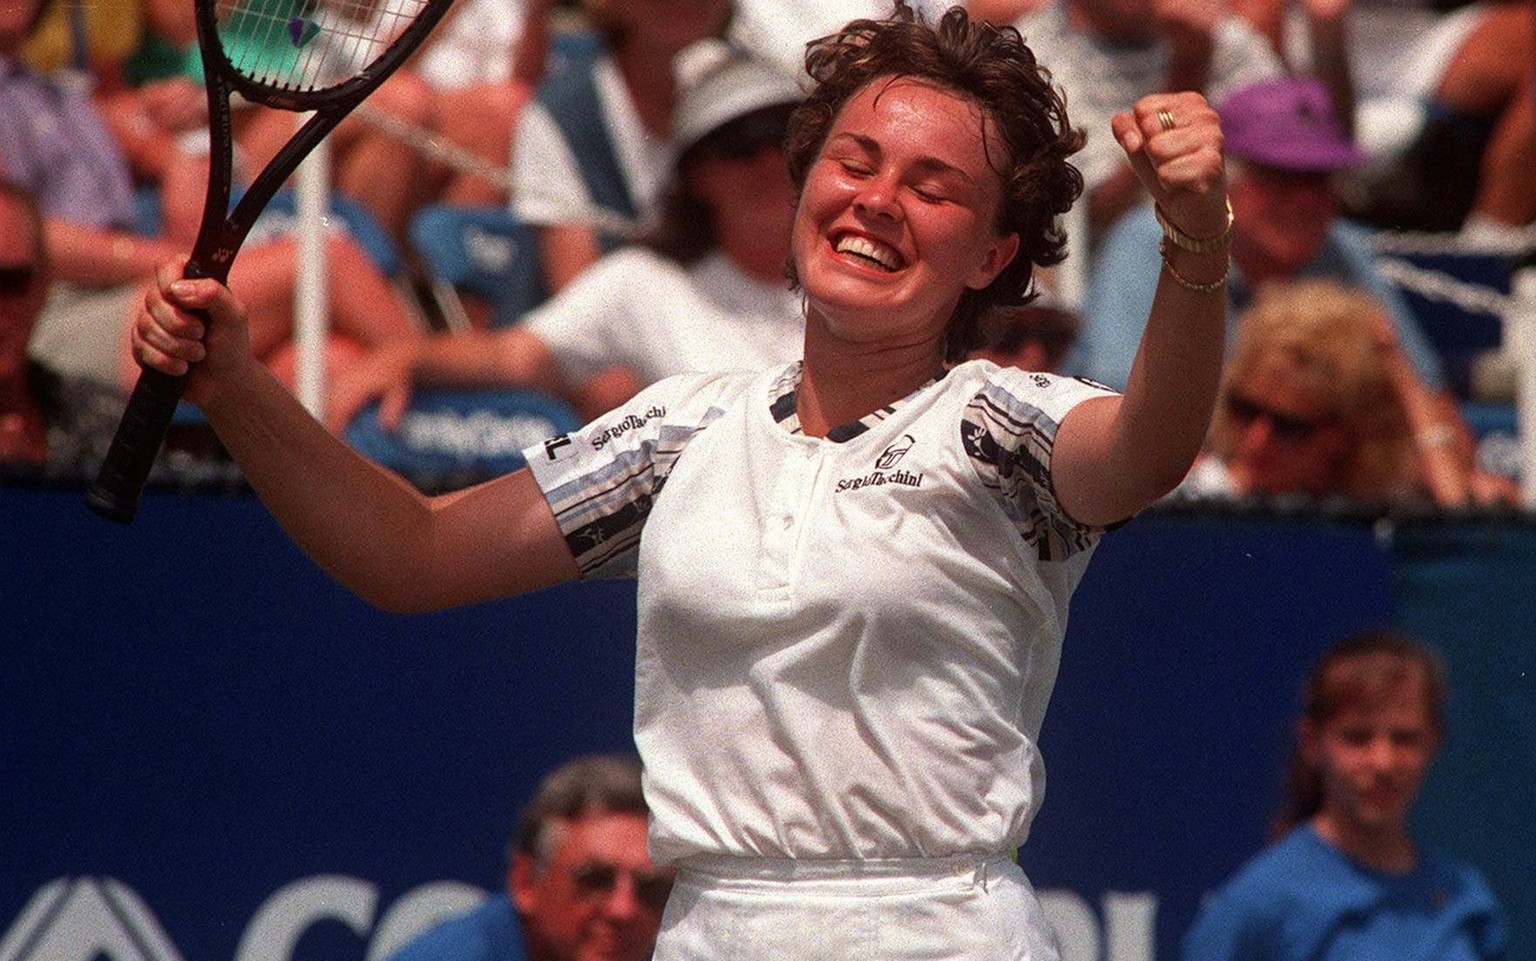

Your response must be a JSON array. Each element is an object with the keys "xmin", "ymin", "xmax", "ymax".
[{"xmin": 782, "ymin": 1, "xmax": 1084, "ymax": 362}]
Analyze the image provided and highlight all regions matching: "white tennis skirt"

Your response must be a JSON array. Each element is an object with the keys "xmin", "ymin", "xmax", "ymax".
[{"xmin": 654, "ymin": 854, "xmax": 1061, "ymax": 961}]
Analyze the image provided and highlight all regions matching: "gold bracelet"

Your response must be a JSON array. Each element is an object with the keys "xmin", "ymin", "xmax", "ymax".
[
  {"xmin": 1155, "ymin": 198, "xmax": 1234, "ymax": 254},
  {"xmin": 1159, "ymin": 239, "xmax": 1229, "ymax": 293}
]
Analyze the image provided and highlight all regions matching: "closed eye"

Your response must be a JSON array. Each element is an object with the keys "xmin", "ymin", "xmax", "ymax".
[{"xmin": 911, "ymin": 183, "xmax": 951, "ymax": 203}]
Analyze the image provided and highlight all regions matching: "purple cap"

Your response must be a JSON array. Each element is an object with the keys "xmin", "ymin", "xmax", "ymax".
[{"xmin": 1217, "ymin": 77, "xmax": 1368, "ymax": 172}]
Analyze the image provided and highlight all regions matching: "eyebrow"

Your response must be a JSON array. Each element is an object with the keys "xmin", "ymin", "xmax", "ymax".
[{"xmin": 829, "ymin": 132, "xmax": 977, "ymax": 186}]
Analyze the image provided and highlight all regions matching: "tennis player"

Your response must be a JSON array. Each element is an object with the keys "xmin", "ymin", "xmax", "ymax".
[{"xmin": 130, "ymin": 3, "xmax": 1230, "ymax": 957}]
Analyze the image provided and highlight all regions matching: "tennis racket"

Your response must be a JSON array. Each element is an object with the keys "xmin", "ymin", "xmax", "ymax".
[{"xmin": 85, "ymin": 0, "xmax": 455, "ymax": 523}]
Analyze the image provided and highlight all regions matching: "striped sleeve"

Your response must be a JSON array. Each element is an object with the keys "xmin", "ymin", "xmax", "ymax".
[
  {"xmin": 962, "ymin": 369, "xmax": 1118, "ymax": 561},
  {"xmin": 521, "ymin": 372, "xmax": 742, "ymax": 578}
]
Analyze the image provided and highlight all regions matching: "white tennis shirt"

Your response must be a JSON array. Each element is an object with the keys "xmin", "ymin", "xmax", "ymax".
[{"xmin": 525, "ymin": 360, "xmax": 1115, "ymax": 863}]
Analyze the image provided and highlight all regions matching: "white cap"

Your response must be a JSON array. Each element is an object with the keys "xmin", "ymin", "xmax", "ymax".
[{"xmin": 672, "ymin": 40, "xmax": 805, "ymax": 157}]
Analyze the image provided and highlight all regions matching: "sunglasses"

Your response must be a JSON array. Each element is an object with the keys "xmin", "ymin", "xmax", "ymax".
[
  {"xmin": 568, "ymin": 860, "xmax": 674, "ymax": 913},
  {"xmin": 1225, "ymin": 393, "xmax": 1334, "ymax": 445},
  {"xmin": 0, "ymin": 264, "xmax": 38, "ymax": 297}
]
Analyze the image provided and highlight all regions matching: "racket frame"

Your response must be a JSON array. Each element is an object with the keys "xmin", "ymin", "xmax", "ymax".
[{"xmin": 85, "ymin": 0, "xmax": 454, "ymax": 523}]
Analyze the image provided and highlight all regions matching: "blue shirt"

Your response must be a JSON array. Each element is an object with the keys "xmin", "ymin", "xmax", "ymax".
[
  {"xmin": 1073, "ymin": 204, "xmax": 1445, "ymax": 392},
  {"xmin": 1180, "ymin": 825, "xmax": 1507, "ymax": 961},
  {"xmin": 381, "ymin": 895, "xmax": 527, "ymax": 961}
]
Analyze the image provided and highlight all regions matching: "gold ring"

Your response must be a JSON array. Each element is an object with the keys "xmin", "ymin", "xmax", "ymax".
[{"xmin": 1157, "ymin": 108, "xmax": 1176, "ymax": 132}]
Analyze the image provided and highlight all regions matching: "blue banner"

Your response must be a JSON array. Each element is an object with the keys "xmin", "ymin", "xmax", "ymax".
[{"xmin": 2, "ymin": 487, "xmax": 1525, "ymax": 960}]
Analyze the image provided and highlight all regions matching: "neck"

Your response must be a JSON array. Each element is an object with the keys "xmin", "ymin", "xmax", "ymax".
[
  {"xmin": 797, "ymin": 316, "xmax": 945, "ymax": 438},
  {"xmin": 1311, "ymin": 812, "xmax": 1417, "ymax": 874}
]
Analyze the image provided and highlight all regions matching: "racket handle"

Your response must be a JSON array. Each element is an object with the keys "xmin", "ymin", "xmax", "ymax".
[{"xmin": 85, "ymin": 366, "xmax": 191, "ymax": 523}]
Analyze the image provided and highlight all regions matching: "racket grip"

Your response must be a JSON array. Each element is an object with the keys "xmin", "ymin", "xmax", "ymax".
[{"xmin": 85, "ymin": 366, "xmax": 191, "ymax": 524}]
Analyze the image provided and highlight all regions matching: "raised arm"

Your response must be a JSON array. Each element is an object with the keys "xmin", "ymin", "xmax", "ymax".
[
  {"xmin": 131, "ymin": 259, "xmax": 579, "ymax": 612},
  {"xmin": 1053, "ymin": 91, "xmax": 1229, "ymax": 526}
]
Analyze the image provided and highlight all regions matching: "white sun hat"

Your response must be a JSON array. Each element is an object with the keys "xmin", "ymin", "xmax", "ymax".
[{"xmin": 672, "ymin": 39, "xmax": 806, "ymax": 158}]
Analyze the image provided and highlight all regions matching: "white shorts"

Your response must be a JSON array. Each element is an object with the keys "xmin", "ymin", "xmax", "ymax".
[{"xmin": 655, "ymin": 855, "xmax": 1061, "ymax": 961}]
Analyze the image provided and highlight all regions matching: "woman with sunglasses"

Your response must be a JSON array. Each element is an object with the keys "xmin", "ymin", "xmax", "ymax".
[
  {"xmin": 129, "ymin": 3, "xmax": 1229, "ymax": 956},
  {"xmin": 1180, "ymin": 278, "xmax": 1513, "ymax": 507}
]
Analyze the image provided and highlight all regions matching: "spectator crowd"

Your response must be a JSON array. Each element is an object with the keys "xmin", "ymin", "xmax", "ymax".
[{"xmin": 4, "ymin": 0, "xmax": 1533, "ymax": 511}]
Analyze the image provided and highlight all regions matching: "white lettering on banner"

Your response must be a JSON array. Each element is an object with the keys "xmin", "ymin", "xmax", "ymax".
[
  {"xmin": 0, "ymin": 878, "xmax": 184, "ymax": 961},
  {"xmin": 1039, "ymin": 889, "xmax": 1100, "ymax": 961},
  {"xmin": 1104, "ymin": 891, "xmax": 1157, "ymax": 961},
  {"xmin": 1038, "ymin": 888, "xmax": 1158, "ymax": 961},
  {"xmin": 234, "ymin": 876, "xmax": 377, "ymax": 961},
  {"xmin": 4, "ymin": 879, "xmax": 1157, "ymax": 960}
]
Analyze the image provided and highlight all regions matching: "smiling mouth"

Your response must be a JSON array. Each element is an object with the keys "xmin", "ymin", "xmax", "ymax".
[{"xmin": 833, "ymin": 233, "xmax": 903, "ymax": 272}]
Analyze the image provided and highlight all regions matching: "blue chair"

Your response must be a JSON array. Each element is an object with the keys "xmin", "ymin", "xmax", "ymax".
[
  {"xmin": 408, "ymin": 204, "xmax": 548, "ymax": 329},
  {"xmin": 344, "ymin": 387, "xmax": 581, "ymax": 488}
]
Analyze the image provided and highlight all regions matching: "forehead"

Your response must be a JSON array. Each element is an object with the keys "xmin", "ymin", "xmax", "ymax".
[
  {"xmin": 1329, "ymin": 683, "xmax": 1435, "ymax": 730},
  {"xmin": 1322, "ymin": 657, "xmax": 1435, "ymax": 718},
  {"xmin": 831, "ymin": 77, "xmax": 1000, "ymax": 176},
  {"xmin": 545, "ymin": 811, "xmax": 652, "ymax": 865},
  {"xmin": 1239, "ymin": 163, "xmax": 1335, "ymax": 193},
  {"xmin": 1236, "ymin": 354, "xmax": 1334, "ymax": 405}
]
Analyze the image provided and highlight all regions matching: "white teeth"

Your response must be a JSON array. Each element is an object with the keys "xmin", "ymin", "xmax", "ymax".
[{"xmin": 835, "ymin": 235, "xmax": 900, "ymax": 271}]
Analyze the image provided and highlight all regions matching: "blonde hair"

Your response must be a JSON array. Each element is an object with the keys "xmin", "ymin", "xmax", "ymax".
[{"xmin": 1210, "ymin": 279, "xmax": 1418, "ymax": 501}]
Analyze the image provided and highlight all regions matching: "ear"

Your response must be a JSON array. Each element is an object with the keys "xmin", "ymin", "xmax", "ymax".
[
  {"xmin": 966, "ymin": 231, "xmax": 1021, "ymax": 291},
  {"xmin": 509, "ymin": 852, "xmax": 540, "ymax": 915}
]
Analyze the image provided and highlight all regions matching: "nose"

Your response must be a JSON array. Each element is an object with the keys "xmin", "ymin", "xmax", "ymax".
[
  {"xmin": 1365, "ymin": 734, "xmax": 1399, "ymax": 769},
  {"xmin": 853, "ymin": 170, "xmax": 902, "ymax": 223},
  {"xmin": 599, "ymin": 873, "xmax": 643, "ymax": 920}
]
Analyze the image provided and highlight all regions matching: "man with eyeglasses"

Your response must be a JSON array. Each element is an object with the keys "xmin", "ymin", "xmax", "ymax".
[{"xmin": 382, "ymin": 754, "xmax": 672, "ymax": 961}]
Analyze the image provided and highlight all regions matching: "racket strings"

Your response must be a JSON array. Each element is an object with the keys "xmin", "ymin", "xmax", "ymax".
[{"xmin": 216, "ymin": 0, "xmax": 429, "ymax": 92}]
